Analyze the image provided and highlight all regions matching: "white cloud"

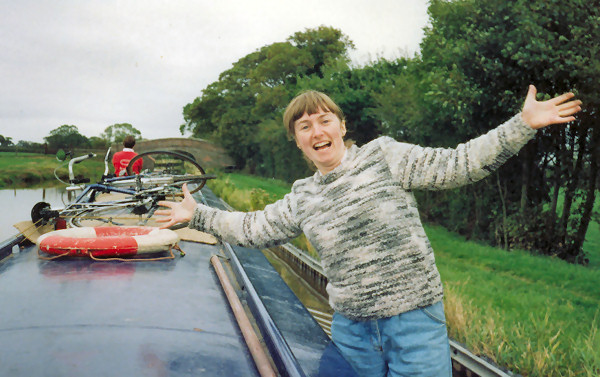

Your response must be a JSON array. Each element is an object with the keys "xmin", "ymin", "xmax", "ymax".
[{"xmin": 0, "ymin": 0, "xmax": 429, "ymax": 143}]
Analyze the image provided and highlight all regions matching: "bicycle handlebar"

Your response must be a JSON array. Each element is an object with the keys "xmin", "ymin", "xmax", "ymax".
[
  {"xmin": 68, "ymin": 153, "xmax": 96, "ymax": 182},
  {"xmin": 103, "ymin": 147, "xmax": 112, "ymax": 176}
]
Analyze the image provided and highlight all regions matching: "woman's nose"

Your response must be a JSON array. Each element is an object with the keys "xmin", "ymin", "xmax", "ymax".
[{"xmin": 312, "ymin": 123, "xmax": 324, "ymax": 136}]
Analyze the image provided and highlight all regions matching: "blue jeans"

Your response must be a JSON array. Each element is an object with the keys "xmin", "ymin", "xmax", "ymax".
[{"xmin": 331, "ymin": 301, "xmax": 452, "ymax": 377}]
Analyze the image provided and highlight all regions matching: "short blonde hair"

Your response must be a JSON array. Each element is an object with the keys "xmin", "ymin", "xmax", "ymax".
[{"xmin": 283, "ymin": 90, "xmax": 345, "ymax": 139}]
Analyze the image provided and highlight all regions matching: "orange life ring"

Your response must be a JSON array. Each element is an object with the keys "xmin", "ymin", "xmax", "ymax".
[{"xmin": 37, "ymin": 226, "xmax": 180, "ymax": 257}]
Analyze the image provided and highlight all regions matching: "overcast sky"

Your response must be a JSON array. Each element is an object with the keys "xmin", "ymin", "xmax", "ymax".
[{"xmin": 1, "ymin": 0, "xmax": 430, "ymax": 144}]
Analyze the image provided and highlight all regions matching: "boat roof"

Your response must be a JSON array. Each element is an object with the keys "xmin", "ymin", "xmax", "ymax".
[{"xmin": 0, "ymin": 188, "xmax": 357, "ymax": 376}]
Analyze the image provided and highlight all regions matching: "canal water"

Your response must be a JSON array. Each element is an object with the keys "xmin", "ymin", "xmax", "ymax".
[{"xmin": 0, "ymin": 186, "xmax": 67, "ymax": 242}]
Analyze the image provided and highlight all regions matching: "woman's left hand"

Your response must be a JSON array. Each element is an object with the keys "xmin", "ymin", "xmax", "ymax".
[
  {"xmin": 156, "ymin": 183, "xmax": 197, "ymax": 229},
  {"xmin": 521, "ymin": 85, "xmax": 582, "ymax": 129}
]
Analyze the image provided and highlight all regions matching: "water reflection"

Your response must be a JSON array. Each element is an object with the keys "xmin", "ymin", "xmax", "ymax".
[
  {"xmin": 0, "ymin": 186, "xmax": 66, "ymax": 241},
  {"xmin": 39, "ymin": 258, "xmax": 137, "ymax": 281},
  {"xmin": 262, "ymin": 248, "xmax": 332, "ymax": 315}
]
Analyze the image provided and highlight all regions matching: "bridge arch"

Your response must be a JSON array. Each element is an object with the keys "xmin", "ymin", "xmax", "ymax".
[{"xmin": 110, "ymin": 138, "xmax": 234, "ymax": 170}]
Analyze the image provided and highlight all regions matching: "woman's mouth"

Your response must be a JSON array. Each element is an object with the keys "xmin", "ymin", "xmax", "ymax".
[{"xmin": 313, "ymin": 141, "xmax": 331, "ymax": 150}]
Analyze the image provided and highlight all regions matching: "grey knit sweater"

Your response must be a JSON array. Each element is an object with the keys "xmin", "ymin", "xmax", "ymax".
[{"xmin": 190, "ymin": 114, "xmax": 536, "ymax": 320}]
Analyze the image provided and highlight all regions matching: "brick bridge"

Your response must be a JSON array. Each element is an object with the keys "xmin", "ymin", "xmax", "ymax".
[{"xmin": 110, "ymin": 138, "xmax": 234, "ymax": 170}]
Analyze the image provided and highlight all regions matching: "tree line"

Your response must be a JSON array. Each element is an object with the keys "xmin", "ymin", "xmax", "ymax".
[
  {"xmin": 180, "ymin": 0, "xmax": 599, "ymax": 264},
  {"xmin": 1, "ymin": 123, "xmax": 142, "ymax": 152}
]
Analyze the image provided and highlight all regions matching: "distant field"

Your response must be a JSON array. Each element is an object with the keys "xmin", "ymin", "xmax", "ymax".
[
  {"xmin": 0, "ymin": 152, "xmax": 105, "ymax": 188},
  {"xmin": 209, "ymin": 171, "xmax": 600, "ymax": 377}
]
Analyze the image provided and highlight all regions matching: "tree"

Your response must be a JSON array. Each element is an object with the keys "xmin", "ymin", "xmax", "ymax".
[
  {"xmin": 0, "ymin": 135, "xmax": 13, "ymax": 147},
  {"xmin": 88, "ymin": 136, "xmax": 109, "ymax": 149},
  {"xmin": 288, "ymin": 26, "xmax": 355, "ymax": 77},
  {"xmin": 44, "ymin": 125, "xmax": 90, "ymax": 150},
  {"xmin": 16, "ymin": 140, "xmax": 44, "ymax": 150},
  {"xmin": 181, "ymin": 26, "xmax": 355, "ymax": 178},
  {"xmin": 101, "ymin": 123, "xmax": 142, "ymax": 144},
  {"xmin": 404, "ymin": 0, "xmax": 600, "ymax": 262}
]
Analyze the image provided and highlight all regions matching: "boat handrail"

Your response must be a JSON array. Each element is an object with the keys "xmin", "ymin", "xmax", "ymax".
[
  {"xmin": 279, "ymin": 243, "xmax": 323, "ymax": 275},
  {"xmin": 211, "ymin": 254, "xmax": 277, "ymax": 377},
  {"xmin": 223, "ymin": 241, "xmax": 308, "ymax": 377}
]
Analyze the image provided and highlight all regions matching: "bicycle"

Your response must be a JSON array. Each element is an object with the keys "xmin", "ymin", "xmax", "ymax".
[{"xmin": 31, "ymin": 148, "xmax": 215, "ymax": 229}]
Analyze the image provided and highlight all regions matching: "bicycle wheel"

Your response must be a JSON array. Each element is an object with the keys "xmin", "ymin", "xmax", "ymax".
[
  {"xmin": 68, "ymin": 197, "xmax": 168, "ymax": 228},
  {"xmin": 125, "ymin": 150, "xmax": 208, "ymax": 194}
]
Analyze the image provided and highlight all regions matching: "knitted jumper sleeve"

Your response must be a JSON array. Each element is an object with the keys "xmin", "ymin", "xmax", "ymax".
[
  {"xmin": 378, "ymin": 114, "xmax": 537, "ymax": 190},
  {"xmin": 188, "ymin": 191, "xmax": 302, "ymax": 249}
]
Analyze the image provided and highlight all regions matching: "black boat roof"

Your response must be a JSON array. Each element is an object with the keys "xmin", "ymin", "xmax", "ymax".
[{"xmin": 0, "ymin": 188, "xmax": 357, "ymax": 376}]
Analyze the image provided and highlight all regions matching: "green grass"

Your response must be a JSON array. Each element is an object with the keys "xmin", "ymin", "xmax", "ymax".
[
  {"xmin": 208, "ymin": 171, "xmax": 600, "ymax": 377},
  {"xmin": 429, "ymin": 224, "xmax": 599, "ymax": 376},
  {"xmin": 215, "ymin": 172, "xmax": 292, "ymax": 198},
  {"xmin": 583, "ymin": 192, "xmax": 600, "ymax": 268},
  {"xmin": 585, "ymin": 221, "xmax": 600, "ymax": 268},
  {"xmin": 0, "ymin": 152, "xmax": 105, "ymax": 188}
]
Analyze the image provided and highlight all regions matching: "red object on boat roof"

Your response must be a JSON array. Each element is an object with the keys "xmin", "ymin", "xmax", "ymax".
[{"xmin": 37, "ymin": 226, "xmax": 179, "ymax": 257}]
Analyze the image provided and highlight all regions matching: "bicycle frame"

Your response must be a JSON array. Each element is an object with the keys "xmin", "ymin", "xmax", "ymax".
[
  {"xmin": 66, "ymin": 149, "xmax": 193, "ymax": 202},
  {"xmin": 34, "ymin": 147, "xmax": 212, "ymax": 227}
]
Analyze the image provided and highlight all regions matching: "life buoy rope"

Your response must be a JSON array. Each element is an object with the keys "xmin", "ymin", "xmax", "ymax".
[{"xmin": 37, "ymin": 226, "xmax": 180, "ymax": 260}]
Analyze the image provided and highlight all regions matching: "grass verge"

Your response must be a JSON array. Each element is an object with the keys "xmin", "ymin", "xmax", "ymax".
[{"xmin": 430, "ymin": 224, "xmax": 599, "ymax": 376}]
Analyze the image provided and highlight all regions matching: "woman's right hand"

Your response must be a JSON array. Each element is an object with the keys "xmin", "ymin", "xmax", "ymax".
[
  {"xmin": 156, "ymin": 183, "xmax": 198, "ymax": 229},
  {"xmin": 521, "ymin": 85, "xmax": 582, "ymax": 129}
]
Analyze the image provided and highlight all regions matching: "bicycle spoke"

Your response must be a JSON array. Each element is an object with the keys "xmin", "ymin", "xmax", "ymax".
[{"xmin": 124, "ymin": 150, "xmax": 208, "ymax": 194}]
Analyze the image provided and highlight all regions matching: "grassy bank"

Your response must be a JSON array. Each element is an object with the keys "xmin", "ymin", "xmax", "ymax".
[
  {"xmin": 207, "ymin": 170, "xmax": 600, "ymax": 377},
  {"xmin": 431, "ymin": 225, "xmax": 599, "ymax": 376},
  {"xmin": 0, "ymin": 152, "xmax": 105, "ymax": 188}
]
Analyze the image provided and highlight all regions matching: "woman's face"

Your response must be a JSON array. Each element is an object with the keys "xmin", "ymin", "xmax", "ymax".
[{"xmin": 294, "ymin": 108, "xmax": 346, "ymax": 174}]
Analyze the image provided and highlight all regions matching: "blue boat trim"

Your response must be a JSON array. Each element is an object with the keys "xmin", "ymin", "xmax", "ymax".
[{"xmin": 0, "ymin": 234, "xmax": 24, "ymax": 261}]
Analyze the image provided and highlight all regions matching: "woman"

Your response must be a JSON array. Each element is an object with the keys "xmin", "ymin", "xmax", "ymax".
[{"xmin": 156, "ymin": 86, "xmax": 581, "ymax": 377}]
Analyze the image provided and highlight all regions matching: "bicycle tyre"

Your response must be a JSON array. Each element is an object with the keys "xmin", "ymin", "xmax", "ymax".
[
  {"xmin": 68, "ymin": 200, "xmax": 157, "ymax": 228},
  {"xmin": 125, "ymin": 150, "xmax": 207, "ymax": 194}
]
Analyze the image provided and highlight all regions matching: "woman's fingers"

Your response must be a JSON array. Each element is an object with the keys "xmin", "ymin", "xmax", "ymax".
[
  {"xmin": 154, "ymin": 209, "xmax": 170, "ymax": 217},
  {"xmin": 557, "ymin": 99, "xmax": 582, "ymax": 110},
  {"xmin": 157, "ymin": 200, "xmax": 174, "ymax": 209},
  {"xmin": 522, "ymin": 85, "xmax": 582, "ymax": 129},
  {"xmin": 181, "ymin": 183, "xmax": 193, "ymax": 201},
  {"xmin": 154, "ymin": 184, "xmax": 198, "ymax": 229},
  {"xmin": 550, "ymin": 91, "xmax": 575, "ymax": 105},
  {"xmin": 552, "ymin": 115, "xmax": 576, "ymax": 124},
  {"xmin": 557, "ymin": 100, "xmax": 582, "ymax": 115},
  {"xmin": 159, "ymin": 220, "xmax": 176, "ymax": 229}
]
